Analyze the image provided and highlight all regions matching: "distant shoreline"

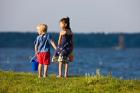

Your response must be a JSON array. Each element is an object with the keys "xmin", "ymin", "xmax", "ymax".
[
  {"xmin": 0, "ymin": 32, "xmax": 140, "ymax": 48},
  {"xmin": 0, "ymin": 31, "xmax": 140, "ymax": 34}
]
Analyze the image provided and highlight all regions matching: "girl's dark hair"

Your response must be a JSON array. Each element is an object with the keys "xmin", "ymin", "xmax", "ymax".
[{"xmin": 60, "ymin": 17, "xmax": 71, "ymax": 30}]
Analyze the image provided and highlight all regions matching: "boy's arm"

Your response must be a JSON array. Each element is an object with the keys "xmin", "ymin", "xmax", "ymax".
[
  {"xmin": 50, "ymin": 40, "xmax": 57, "ymax": 50},
  {"xmin": 35, "ymin": 44, "xmax": 38, "ymax": 55},
  {"xmin": 35, "ymin": 36, "xmax": 40, "ymax": 55}
]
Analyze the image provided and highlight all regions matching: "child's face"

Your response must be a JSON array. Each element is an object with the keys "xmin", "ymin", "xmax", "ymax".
[
  {"xmin": 37, "ymin": 26, "xmax": 42, "ymax": 35},
  {"xmin": 59, "ymin": 22, "xmax": 65, "ymax": 30}
]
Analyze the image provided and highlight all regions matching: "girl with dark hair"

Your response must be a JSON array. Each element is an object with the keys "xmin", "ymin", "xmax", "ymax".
[{"xmin": 52, "ymin": 17, "xmax": 74, "ymax": 78}]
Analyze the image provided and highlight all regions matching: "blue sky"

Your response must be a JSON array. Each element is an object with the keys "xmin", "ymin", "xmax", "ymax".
[{"xmin": 0, "ymin": 0, "xmax": 140, "ymax": 33}]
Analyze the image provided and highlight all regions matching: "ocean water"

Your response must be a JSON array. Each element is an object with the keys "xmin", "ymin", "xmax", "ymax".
[
  {"xmin": 0, "ymin": 47, "xmax": 140, "ymax": 79},
  {"xmin": 0, "ymin": 32, "xmax": 140, "ymax": 48}
]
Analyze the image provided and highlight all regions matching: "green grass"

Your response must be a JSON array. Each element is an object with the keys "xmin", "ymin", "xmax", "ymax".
[{"xmin": 0, "ymin": 71, "xmax": 140, "ymax": 93}]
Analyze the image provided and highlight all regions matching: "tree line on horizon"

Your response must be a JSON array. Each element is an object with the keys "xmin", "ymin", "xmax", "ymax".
[{"xmin": 0, "ymin": 32, "xmax": 140, "ymax": 48}]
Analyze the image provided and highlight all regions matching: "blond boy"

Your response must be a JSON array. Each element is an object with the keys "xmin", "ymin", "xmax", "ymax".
[{"xmin": 35, "ymin": 24, "xmax": 56, "ymax": 78}]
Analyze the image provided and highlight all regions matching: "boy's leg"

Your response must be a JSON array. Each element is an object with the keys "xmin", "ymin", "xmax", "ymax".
[
  {"xmin": 38, "ymin": 64, "xmax": 43, "ymax": 78},
  {"xmin": 58, "ymin": 62, "xmax": 63, "ymax": 77},
  {"xmin": 44, "ymin": 65, "xmax": 48, "ymax": 77},
  {"xmin": 64, "ymin": 63, "xmax": 68, "ymax": 78}
]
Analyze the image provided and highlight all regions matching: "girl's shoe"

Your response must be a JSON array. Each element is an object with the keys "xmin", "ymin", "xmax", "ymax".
[
  {"xmin": 64, "ymin": 75, "xmax": 68, "ymax": 78},
  {"xmin": 56, "ymin": 75, "xmax": 62, "ymax": 78},
  {"xmin": 43, "ymin": 75, "xmax": 48, "ymax": 78}
]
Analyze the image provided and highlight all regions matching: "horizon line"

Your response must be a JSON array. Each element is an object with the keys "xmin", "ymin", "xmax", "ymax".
[{"xmin": 0, "ymin": 31, "xmax": 140, "ymax": 34}]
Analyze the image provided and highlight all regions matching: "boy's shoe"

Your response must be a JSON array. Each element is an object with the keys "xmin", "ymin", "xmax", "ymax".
[{"xmin": 38, "ymin": 76, "xmax": 42, "ymax": 79}]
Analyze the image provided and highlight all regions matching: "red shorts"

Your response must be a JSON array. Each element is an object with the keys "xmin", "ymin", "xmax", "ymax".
[{"xmin": 37, "ymin": 52, "xmax": 50, "ymax": 65}]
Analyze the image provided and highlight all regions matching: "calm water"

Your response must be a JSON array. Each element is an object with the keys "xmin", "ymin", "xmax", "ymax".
[{"xmin": 0, "ymin": 48, "xmax": 140, "ymax": 79}]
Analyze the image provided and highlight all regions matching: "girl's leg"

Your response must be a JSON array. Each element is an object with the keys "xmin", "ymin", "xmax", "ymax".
[
  {"xmin": 64, "ymin": 63, "xmax": 68, "ymax": 78},
  {"xmin": 58, "ymin": 62, "xmax": 63, "ymax": 77},
  {"xmin": 44, "ymin": 65, "xmax": 48, "ymax": 77},
  {"xmin": 38, "ymin": 64, "xmax": 43, "ymax": 78}
]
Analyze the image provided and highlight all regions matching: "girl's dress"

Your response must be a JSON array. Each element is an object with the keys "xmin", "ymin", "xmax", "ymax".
[{"xmin": 52, "ymin": 31, "xmax": 73, "ymax": 63}]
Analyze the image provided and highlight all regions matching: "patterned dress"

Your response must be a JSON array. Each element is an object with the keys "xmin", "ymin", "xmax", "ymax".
[{"xmin": 52, "ymin": 31, "xmax": 73, "ymax": 63}]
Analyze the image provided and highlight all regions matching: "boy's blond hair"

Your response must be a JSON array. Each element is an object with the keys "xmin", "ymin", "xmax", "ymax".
[{"xmin": 37, "ymin": 24, "xmax": 48, "ymax": 33}]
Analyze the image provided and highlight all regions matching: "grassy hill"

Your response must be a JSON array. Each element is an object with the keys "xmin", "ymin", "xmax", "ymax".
[{"xmin": 0, "ymin": 71, "xmax": 140, "ymax": 93}]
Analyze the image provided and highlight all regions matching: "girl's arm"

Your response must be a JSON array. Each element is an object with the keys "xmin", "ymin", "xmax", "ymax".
[
  {"xmin": 58, "ymin": 31, "xmax": 66, "ymax": 45},
  {"xmin": 71, "ymin": 32, "xmax": 74, "ymax": 50},
  {"xmin": 50, "ymin": 40, "xmax": 57, "ymax": 50},
  {"xmin": 58, "ymin": 33, "xmax": 62, "ymax": 45},
  {"xmin": 72, "ymin": 33, "xmax": 74, "ymax": 50}
]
